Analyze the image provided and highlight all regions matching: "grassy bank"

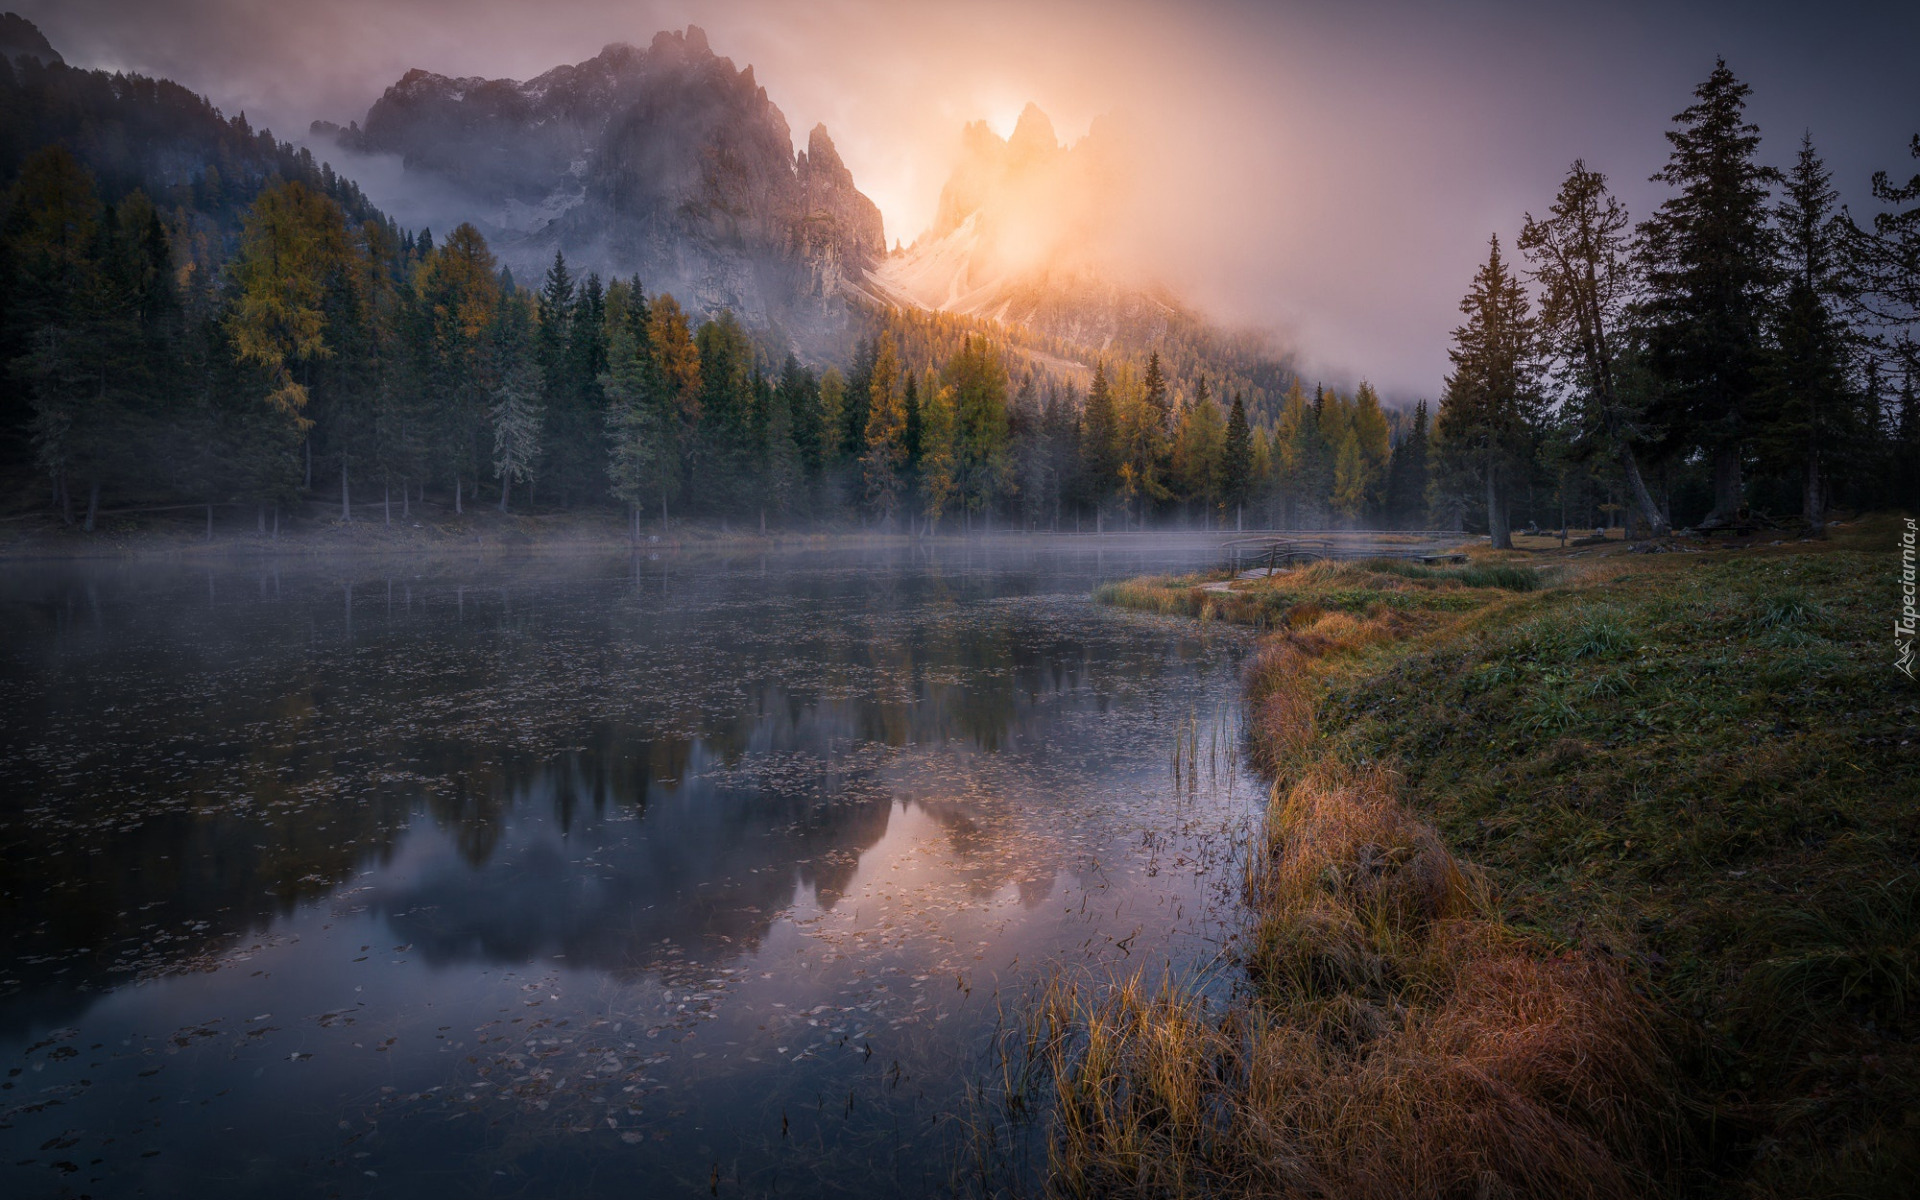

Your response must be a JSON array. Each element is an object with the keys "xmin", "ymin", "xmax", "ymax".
[{"xmin": 1062, "ymin": 520, "xmax": 1916, "ymax": 1197}]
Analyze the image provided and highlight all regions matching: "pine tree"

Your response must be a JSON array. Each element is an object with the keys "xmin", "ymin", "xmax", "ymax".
[
  {"xmin": 1351, "ymin": 381, "xmax": 1391, "ymax": 511},
  {"xmin": 1331, "ymin": 427, "xmax": 1367, "ymax": 519},
  {"xmin": 1434, "ymin": 235, "xmax": 1542, "ymax": 549},
  {"xmin": 1850, "ymin": 136, "xmax": 1919, "ymax": 384},
  {"xmin": 1079, "ymin": 360, "xmax": 1120, "ymax": 525},
  {"xmin": 919, "ymin": 378, "xmax": 958, "ymax": 531},
  {"xmin": 413, "ymin": 222, "xmax": 502, "ymax": 512},
  {"xmin": 1760, "ymin": 135, "xmax": 1858, "ymax": 531},
  {"xmin": 780, "ymin": 354, "xmax": 825, "ymax": 491},
  {"xmin": 535, "ymin": 250, "xmax": 573, "ymax": 399},
  {"xmin": 1636, "ymin": 59, "xmax": 1780, "ymax": 525},
  {"xmin": 1270, "ymin": 380, "xmax": 1315, "ymax": 526},
  {"xmin": 693, "ymin": 310, "xmax": 755, "ymax": 512},
  {"xmin": 761, "ymin": 366, "xmax": 799, "ymax": 521},
  {"xmin": 603, "ymin": 307, "xmax": 679, "ymax": 534},
  {"xmin": 1381, "ymin": 400, "xmax": 1432, "ymax": 529},
  {"xmin": 491, "ymin": 362, "xmax": 543, "ymax": 513},
  {"xmin": 861, "ymin": 331, "xmax": 907, "ymax": 524},
  {"xmin": 1171, "ymin": 380, "xmax": 1225, "ymax": 518},
  {"xmin": 1221, "ymin": 391, "xmax": 1253, "ymax": 530},
  {"xmin": 946, "ymin": 335, "xmax": 1010, "ymax": 524},
  {"xmin": 1520, "ymin": 159, "xmax": 1668, "ymax": 534}
]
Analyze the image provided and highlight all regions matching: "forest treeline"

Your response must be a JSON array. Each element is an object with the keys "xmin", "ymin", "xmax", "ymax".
[{"xmin": 2, "ymin": 55, "xmax": 1917, "ymax": 538}]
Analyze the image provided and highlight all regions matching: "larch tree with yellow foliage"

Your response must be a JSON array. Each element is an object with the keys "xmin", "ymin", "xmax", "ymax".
[{"xmin": 861, "ymin": 332, "xmax": 908, "ymax": 526}]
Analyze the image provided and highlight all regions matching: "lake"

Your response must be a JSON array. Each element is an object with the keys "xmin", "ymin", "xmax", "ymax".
[{"xmin": 0, "ymin": 540, "xmax": 1263, "ymax": 1198}]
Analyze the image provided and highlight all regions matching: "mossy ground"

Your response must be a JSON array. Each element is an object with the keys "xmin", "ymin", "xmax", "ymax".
[{"xmin": 1094, "ymin": 518, "xmax": 1918, "ymax": 1197}]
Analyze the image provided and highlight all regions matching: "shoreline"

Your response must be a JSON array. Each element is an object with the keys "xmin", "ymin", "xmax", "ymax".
[
  {"xmin": 0, "ymin": 507, "xmax": 1476, "ymax": 563},
  {"xmin": 1071, "ymin": 515, "xmax": 1913, "ymax": 1196}
]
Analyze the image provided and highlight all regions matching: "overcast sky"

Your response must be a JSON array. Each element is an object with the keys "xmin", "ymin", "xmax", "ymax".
[{"xmin": 16, "ymin": 0, "xmax": 1919, "ymax": 398}]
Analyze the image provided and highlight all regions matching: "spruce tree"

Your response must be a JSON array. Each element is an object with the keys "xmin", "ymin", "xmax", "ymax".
[
  {"xmin": 947, "ymin": 336, "xmax": 1010, "ymax": 524},
  {"xmin": 1079, "ymin": 361, "xmax": 1120, "ymax": 525},
  {"xmin": 1519, "ymin": 160, "xmax": 1668, "ymax": 534},
  {"xmin": 1851, "ymin": 135, "xmax": 1919, "ymax": 382},
  {"xmin": 1434, "ymin": 235, "xmax": 1542, "ymax": 549},
  {"xmin": 1220, "ymin": 391, "xmax": 1253, "ymax": 530},
  {"xmin": 1382, "ymin": 400, "xmax": 1432, "ymax": 528},
  {"xmin": 1761, "ymin": 135, "xmax": 1857, "ymax": 531},
  {"xmin": 860, "ymin": 332, "xmax": 907, "ymax": 525},
  {"xmin": 602, "ymin": 308, "xmax": 678, "ymax": 534},
  {"xmin": 693, "ymin": 311, "xmax": 755, "ymax": 513},
  {"xmin": 1636, "ymin": 59, "xmax": 1780, "ymax": 525}
]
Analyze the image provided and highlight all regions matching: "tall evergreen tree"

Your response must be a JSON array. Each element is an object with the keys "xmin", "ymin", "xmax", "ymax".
[
  {"xmin": 946, "ymin": 335, "xmax": 1011, "ymax": 524},
  {"xmin": 1382, "ymin": 400, "xmax": 1432, "ymax": 528},
  {"xmin": 490, "ymin": 291, "xmax": 543, "ymax": 513},
  {"xmin": 603, "ymin": 302, "xmax": 678, "ymax": 533},
  {"xmin": 1079, "ymin": 360, "xmax": 1120, "ymax": 525},
  {"xmin": 412, "ymin": 222, "xmax": 501, "ymax": 512},
  {"xmin": 861, "ymin": 331, "xmax": 907, "ymax": 525},
  {"xmin": 1636, "ymin": 59, "xmax": 1780, "ymax": 525},
  {"xmin": 1434, "ymin": 235, "xmax": 1542, "ymax": 549},
  {"xmin": 1220, "ymin": 391, "xmax": 1253, "ymax": 530},
  {"xmin": 1520, "ymin": 160, "xmax": 1669, "ymax": 534},
  {"xmin": 693, "ymin": 310, "xmax": 755, "ymax": 513},
  {"xmin": 1849, "ymin": 135, "xmax": 1920, "ymax": 382},
  {"xmin": 1761, "ymin": 135, "xmax": 1858, "ymax": 531}
]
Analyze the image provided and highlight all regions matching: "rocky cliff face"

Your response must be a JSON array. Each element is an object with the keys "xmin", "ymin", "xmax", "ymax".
[
  {"xmin": 869, "ymin": 103, "xmax": 1178, "ymax": 353},
  {"xmin": 320, "ymin": 27, "xmax": 884, "ymax": 348}
]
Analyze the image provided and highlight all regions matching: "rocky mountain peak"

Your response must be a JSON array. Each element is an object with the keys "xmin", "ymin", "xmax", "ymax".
[
  {"xmin": 329, "ymin": 26, "xmax": 885, "ymax": 353},
  {"xmin": 804, "ymin": 124, "xmax": 846, "ymax": 176},
  {"xmin": 1007, "ymin": 103, "xmax": 1059, "ymax": 160}
]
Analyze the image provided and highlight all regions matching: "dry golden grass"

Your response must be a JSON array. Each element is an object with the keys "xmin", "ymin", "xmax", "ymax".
[
  {"xmin": 1034, "ymin": 762, "xmax": 1675, "ymax": 1200},
  {"xmin": 1037, "ymin": 568, "xmax": 1681, "ymax": 1199}
]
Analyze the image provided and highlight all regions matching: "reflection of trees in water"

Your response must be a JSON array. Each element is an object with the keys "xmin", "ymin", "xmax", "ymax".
[
  {"xmin": 0, "ymin": 551, "xmax": 1225, "ymax": 1036},
  {"xmin": 383, "ymin": 734, "xmax": 900, "ymax": 974}
]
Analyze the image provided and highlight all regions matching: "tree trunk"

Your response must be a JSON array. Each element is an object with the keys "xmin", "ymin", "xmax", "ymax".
[
  {"xmin": 384, "ymin": 483, "xmax": 392, "ymax": 525},
  {"xmin": 1486, "ymin": 465, "xmax": 1512, "ymax": 550},
  {"xmin": 454, "ymin": 476, "xmax": 463, "ymax": 515},
  {"xmin": 304, "ymin": 437, "xmax": 312, "ymax": 490},
  {"xmin": 401, "ymin": 479, "xmax": 410, "ymax": 520},
  {"xmin": 258, "ymin": 504, "xmax": 266, "ymax": 536},
  {"xmin": 1702, "ymin": 446, "xmax": 1743, "ymax": 527},
  {"xmin": 341, "ymin": 461, "xmax": 351, "ymax": 523},
  {"xmin": 1236, "ymin": 504, "xmax": 1243, "ymax": 533},
  {"xmin": 1804, "ymin": 451, "xmax": 1826, "ymax": 535},
  {"xmin": 1619, "ymin": 445, "xmax": 1668, "ymax": 537},
  {"xmin": 273, "ymin": 503, "xmax": 279, "ymax": 539},
  {"xmin": 205, "ymin": 503, "xmax": 213, "ymax": 541},
  {"xmin": 759, "ymin": 508, "xmax": 766, "ymax": 536},
  {"xmin": 84, "ymin": 480, "xmax": 99, "ymax": 532},
  {"xmin": 661, "ymin": 490, "xmax": 669, "ymax": 533},
  {"xmin": 499, "ymin": 475, "xmax": 510, "ymax": 513}
]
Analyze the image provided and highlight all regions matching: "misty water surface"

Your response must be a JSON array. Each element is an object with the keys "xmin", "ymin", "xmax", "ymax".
[{"xmin": 1, "ymin": 541, "xmax": 1262, "ymax": 1199}]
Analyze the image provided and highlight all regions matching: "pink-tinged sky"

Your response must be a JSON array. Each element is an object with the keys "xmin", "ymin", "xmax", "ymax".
[{"xmin": 15, "ymin": 0, "xmax": 1919, "ymax": 398}]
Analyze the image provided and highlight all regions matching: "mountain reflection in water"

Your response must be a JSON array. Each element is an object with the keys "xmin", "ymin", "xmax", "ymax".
[{"xmin": 1, "ymin": 543, "xmax": 1260, "ymax": 1198}]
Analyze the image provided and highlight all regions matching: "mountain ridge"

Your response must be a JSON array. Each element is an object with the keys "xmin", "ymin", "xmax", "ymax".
[{"xmin": 314, "ymin": 26, "xmax": 884, "ymax": 353}]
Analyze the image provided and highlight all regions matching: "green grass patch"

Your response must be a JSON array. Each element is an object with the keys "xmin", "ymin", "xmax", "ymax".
[{"xmin": 1306, "ymin": 538, "xmax": 1920, "ymax": 1196}]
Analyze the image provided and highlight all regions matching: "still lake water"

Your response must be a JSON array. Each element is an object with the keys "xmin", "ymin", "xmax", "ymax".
[{"xmin": 1, "ymin": 541, "xmax": 1262, "ymax": 1198}]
